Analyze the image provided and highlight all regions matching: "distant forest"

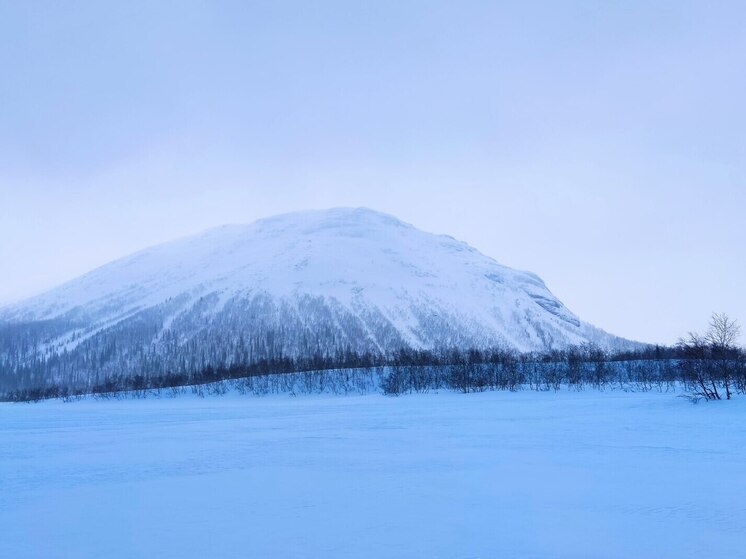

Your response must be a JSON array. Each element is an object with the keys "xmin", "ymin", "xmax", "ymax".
[
  {"xmin": 2, "ymin": 342, "xmax": 744, "ymax": 403},
  {"xmin": 2, "ymin": 313, "xmax": 743, "ymax": 403}
]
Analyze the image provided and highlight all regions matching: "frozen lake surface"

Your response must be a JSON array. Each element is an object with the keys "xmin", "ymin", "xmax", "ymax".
[{"xmin": 2, "ymin": 389, "xmax": 745, "ymax": 558}]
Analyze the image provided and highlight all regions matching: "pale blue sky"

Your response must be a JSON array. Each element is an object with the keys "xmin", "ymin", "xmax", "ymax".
[{"xmin": 1, "ymin": 1, "xmax": 744, "ymax": 344}]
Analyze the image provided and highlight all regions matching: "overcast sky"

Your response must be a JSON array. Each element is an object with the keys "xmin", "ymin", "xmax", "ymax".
[{"xmin": 1, "ymin": 1, "xmax": 745, "ymax": 345}]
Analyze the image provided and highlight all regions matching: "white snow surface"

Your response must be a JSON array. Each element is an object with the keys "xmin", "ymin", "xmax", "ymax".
[
  {"xmin": 0, "ymin": 207, "xmax": 632, "ymax": 352},
  {"xmin": 2, "ymin": 390, "xmax": 745, "ymax": 558}
]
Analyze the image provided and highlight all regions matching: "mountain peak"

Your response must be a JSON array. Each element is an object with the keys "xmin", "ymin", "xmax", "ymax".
[
  {"xmin": 1, "ymin": 208, "xmax": 635, "ymax": 360},
  {"xmin": 246, "ymin": 207, "xmax": 413, "ymax": 237}
]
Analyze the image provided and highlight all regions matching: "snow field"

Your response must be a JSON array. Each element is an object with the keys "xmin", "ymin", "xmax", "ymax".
[{"xmin": 2, "ymin": 390, "xmax": 745, "ymax": 558}]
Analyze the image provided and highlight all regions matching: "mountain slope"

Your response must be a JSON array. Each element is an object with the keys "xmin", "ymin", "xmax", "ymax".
[{"xmin": 0, "ymin": 208, "xmax": 637, "ymax": 393}]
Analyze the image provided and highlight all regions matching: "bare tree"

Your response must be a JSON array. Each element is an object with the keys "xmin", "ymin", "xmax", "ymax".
[
  {"xmin": 678, "ymin": 313, "xmax": 741, "ymax": 400},
  {"xmin": 705, "ymin": 313, "xmax": 741, "ymax": 400},
  {"xmin": 678, "ymin": 331, "xmax": 719, "ymax": 400}
]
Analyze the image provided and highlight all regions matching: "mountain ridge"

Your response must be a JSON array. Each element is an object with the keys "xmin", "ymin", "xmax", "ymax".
[{"xmin": 0, "ymin": 207, "xmax": 641, "ymax": 394}]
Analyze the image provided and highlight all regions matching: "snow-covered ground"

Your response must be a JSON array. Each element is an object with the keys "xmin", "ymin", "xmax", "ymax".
[{"xmin": 2, "ymin": 390, "xmax": 745, "ymax": 558}]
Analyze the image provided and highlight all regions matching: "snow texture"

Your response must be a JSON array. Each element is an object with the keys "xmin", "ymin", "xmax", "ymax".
[
  {"xmin": 0, "ymin": 208, "xmax": 634, "ymax": 356},
  {"xmin": 1, "ymin": 390, "xmax": 744, "ymax": 558}
]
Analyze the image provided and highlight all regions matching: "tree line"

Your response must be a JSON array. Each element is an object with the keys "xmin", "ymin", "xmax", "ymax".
[{"xmin": 1, "ymin": 313, "xmax": 742, "ymax": 403}]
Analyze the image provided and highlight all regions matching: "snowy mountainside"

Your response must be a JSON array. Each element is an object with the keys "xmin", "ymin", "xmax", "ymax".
[{"xmin": 0, "ymin": 208, "xmax": 637, "ymax": 390}]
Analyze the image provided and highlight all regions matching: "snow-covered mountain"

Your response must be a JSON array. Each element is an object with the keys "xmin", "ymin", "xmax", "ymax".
[{"xmin": 0, "ymin": 208, "xmax": 638, "ymax": 392}]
